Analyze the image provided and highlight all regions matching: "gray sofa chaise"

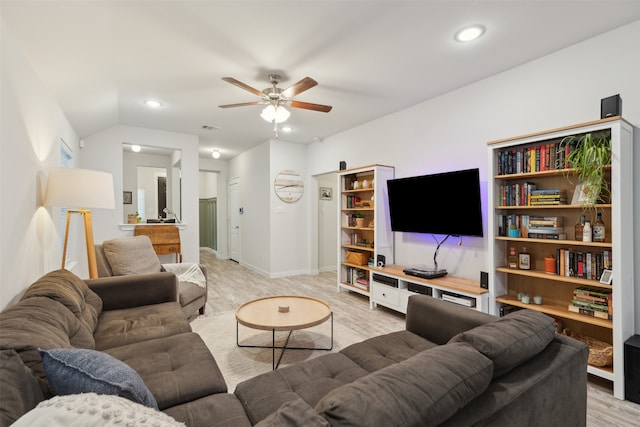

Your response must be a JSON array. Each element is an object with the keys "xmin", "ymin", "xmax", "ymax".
[{"xmin": 1, "ymin": 269, "xmax": 589, "ymax": 426}]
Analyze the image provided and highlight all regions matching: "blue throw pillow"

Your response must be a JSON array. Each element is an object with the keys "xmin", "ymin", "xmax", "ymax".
[{"xmin": 39, "ymin": 348, "xmax": 158, "ymax": 409}]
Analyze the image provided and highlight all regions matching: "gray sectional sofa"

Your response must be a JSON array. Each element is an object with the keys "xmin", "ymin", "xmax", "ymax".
[{"xmin": 1, "ymin": 269, "xmax": 589, "ymax": 426}]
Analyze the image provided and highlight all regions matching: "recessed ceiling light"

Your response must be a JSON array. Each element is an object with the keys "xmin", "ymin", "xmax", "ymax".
[
  {"xmin": 131, "ymin": 144, "xmax": 141, "ymax": 153},
  {"xmin": 144, "ymin": 99, "xmax": 163, "ymax": 108},
  {"xmin": 281, "ymin": 126, "xmax": 292, "ymax": 132},
  {"xmin": 212, "ymin": 149, "xmax": 221, "ymax": 159},
  {"xmin": 454, "ymin": 25, "xmax": 486, "ymax": 42}
]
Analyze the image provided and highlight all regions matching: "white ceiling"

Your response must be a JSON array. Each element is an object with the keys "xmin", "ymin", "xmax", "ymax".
[{"xmin": 3, "ymin": 1, "xmax": 639, "ymax": 160}]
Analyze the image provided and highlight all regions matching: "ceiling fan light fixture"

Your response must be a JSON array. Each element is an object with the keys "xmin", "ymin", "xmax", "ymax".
[
  {"xmin": 454, "ymin": 25, "xmax": 486, "ymax": 42},
  {"xmin": 261, "ymin": 104, "xmax": 290, "ymax": 123},
  {"xmin": 212, "ymin": 149, "xmax": 221, "ymax": 159}
]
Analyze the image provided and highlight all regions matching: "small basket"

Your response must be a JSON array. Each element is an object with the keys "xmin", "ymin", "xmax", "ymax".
[
  {"xmin": 562, "ymin": 328, "xmax": 613, "ymax": 367},
  {"xmin": 345, "ymin": 251, "xmax": 368, "ymax": 266}
]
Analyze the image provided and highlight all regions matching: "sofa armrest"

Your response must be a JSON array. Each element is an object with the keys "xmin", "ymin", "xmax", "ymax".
[
  {"xmin": 85, "ymin": 272, "xmax": 179, "ymax": 311},
  {"xmin": 405, "ymin": 295, "xmax": 497, "ymax": 344}
]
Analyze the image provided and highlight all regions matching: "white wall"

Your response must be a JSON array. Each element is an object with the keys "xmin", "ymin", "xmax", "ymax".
[
  {"xmin": 270, "ymin": 141, "xmax": 309, "ymax": 276},
  {"xmin": 80, "ymin": 125, "xmax": 201, "ymax": 263},
  {"xmin": 229, "ymin": 142, "xmax": 271, "ymax": 274},
  {"xmin": 307, "ymin": 21, "xmax": 640, "ymax": 329},
  {"xmin": 199, "ymin": 172, "xmax": 217, "ymax": 199},
  {"xmin": 0, "ymin": 24, "xmax": 81, "ymax": 308},
  {"xmin": 316, "ymin": 172, "xmax": 338, "ymax": 272}
]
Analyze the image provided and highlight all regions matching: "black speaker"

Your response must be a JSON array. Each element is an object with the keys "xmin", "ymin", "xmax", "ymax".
[
  {"xmin": 480, "ymin": 271, "xmax": 489, "ymax": 289},
  {"xmin": 625, "ymin": 334, "xmax": 640, "ymax": 404},
  {"xmin": 601, "ymin": 94, "xmax": 622, "ymax": 119},
  {"xmin": 339, "ymin": 161, "xmax": 346, "ymax": 171},
  {"xmin": 376, "ymin": 254, "xmax": 386, "ymax": 268}
]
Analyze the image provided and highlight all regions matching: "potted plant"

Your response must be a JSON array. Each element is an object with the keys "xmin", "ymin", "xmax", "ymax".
[
  {"xmin": 559, "ymin": 131, "xmax": 611, "ymax": 207},
  {"xmin": 127, "ymin": 212, "xmax": 140, "ymax": 224},
  {"xmin": 353, "ymin": 213, "xmax": 365, "ymax": 228}
]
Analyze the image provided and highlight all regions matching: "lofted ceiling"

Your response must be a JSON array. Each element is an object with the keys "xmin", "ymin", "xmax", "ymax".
[{"xmin": 2, "ymin": 1, "xmax": 639, "ymax": 160}]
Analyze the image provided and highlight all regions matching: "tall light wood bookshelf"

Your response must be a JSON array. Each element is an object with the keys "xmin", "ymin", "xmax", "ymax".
[
  {"xmin": 487, "ymin": 117, "xmax": 635, "ymax": 399},
  {"xmin": 337, "ymin": 165, "xmax": 394, "ymax": 308}
]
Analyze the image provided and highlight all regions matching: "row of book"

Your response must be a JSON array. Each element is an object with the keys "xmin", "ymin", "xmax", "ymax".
[
  {"xmin": 554, "ymin": 248, "xmax": 612, "ymax": 281},
  {"xmin": 344, "ymin": 267, "xmax": 369, "ymax": 290},
  {"xmin": 498, "ymin": 183, "xmax": 568, "ymax": 207},
  {"xmin": 497, "ymin": 140, "xmax": 575, "ymax": 175},
  {"xmin": 498, "ymin": 215, "xmax": 567, "ymax": 240},
  {"xmin": 345, "ymin": 195, "xmax": 363, "ymax": 208},
  {"xmin": 568, "ymin": 287, "xmax": 612, "ymax": 320}
]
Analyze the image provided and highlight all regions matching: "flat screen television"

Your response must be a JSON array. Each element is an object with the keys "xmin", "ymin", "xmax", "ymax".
[{"xmin": 387, "ymin": 168, "xmax": 483, "ymax": 237}]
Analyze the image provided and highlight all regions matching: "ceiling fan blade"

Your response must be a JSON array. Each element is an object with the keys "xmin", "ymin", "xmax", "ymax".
[
  {"xmin": 222, "ymin": 77, "xmax": 264, "ymax": 97},
  {"xmin": 289, "ymin": 100, "xmax": 333, "ymax": 113},
  {"xmin": 218, "ymin": 101, "xmax": 261, "ymax": 108},
  {"xmin": 282, "ymin": 77, "xmax": 318, "ymax": 98}
]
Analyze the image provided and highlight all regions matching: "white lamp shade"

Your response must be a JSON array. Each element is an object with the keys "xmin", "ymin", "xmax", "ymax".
[
  {"xmin": 260, "ymin": 104, "xmax": 290, "ymax": 123},
  {"xmin": 44, "ymin": 167, "xmax": 115, "ymax": 209}
]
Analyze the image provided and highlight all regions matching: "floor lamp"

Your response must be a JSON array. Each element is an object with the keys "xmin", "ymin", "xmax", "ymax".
[{"xmin": 44, "ymin": 168, "xmax": 115, "ymax": 279}]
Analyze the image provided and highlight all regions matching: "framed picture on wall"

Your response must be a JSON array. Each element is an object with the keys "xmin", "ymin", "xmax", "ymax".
[
  {"xmin": 320, "ymin": 187, "xmax": 332, "ymax": 200},
  {"xmin": 123, "ymin": 191, "xmax": 133, "ymax": 204}
]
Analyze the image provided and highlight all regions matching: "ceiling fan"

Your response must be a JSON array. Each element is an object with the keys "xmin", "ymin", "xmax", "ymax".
[{"xmin": 219, "ymin": 73, "xmax": 333, "ymax": 121}]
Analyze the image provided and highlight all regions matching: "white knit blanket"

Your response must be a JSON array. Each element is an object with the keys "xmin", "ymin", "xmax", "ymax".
[{"xmin": 162, "ymin": 262, "xmax": 207, "ymax": 289}]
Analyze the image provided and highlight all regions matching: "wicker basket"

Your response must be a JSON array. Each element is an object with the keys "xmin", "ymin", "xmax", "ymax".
[{"xmin": 562, "ymin": 328, "xmax": 613, "ymax": 367}]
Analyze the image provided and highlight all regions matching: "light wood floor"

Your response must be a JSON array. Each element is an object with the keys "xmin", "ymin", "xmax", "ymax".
[{"xmin": 199, "ymin": 248, "xmax": 640, "ymax": 426}]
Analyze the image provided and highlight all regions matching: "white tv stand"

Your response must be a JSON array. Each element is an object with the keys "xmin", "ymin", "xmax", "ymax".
[{"xmin": 370, "ymin": 265, "xmax": 489, "ymax": 314}]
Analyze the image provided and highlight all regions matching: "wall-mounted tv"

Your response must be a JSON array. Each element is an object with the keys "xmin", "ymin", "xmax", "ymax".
[{"xmin": 387, "ymin": 168, "xmax": 483, "ymax": 237}]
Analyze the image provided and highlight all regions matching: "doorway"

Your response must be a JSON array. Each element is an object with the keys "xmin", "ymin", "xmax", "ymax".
[
  {"xmin": 199, "ymin": 198, "xmax": 217, "ymax": 250},
  {"xmin": 228, "ymin": 177, "xmax": 240, "ymax": 262}
]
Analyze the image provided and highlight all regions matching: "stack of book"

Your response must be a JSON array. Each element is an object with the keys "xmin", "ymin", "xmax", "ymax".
[
  {"xmin": 529, "ymin": 189, "xmax": 567, "ymax": 205},
  {"xmin": 527, "ymin": 216, "xmax": 566, "ymax": 240},
  {"xmin": 568, "ymin": 287, "xmax": 612, "ymax": 320}
]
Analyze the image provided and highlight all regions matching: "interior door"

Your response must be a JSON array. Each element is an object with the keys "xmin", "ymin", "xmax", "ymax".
[{"xmin": 228, "ymin": 178, "xmax": 240, "ymax": 262}]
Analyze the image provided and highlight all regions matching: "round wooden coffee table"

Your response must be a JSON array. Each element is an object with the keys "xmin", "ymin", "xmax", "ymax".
[{"xmin": 236, "ymin": 295, "xmax": 333, "ymax": 369}]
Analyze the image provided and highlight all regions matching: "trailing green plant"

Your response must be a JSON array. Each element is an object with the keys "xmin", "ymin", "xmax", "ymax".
[{"xmin": 559, "ymin": 131, "xmax": 611, "ymax": 207}]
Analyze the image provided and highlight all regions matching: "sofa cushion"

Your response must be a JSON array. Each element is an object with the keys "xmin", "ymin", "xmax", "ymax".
[
  {"xmin": 235, "ymin": 352, "xmax": 368, "ymax": 425},
  {"xmin": 340, "ymin": 330, "xmax": 437, "ymax": 373},
  {"xmin": 39, "ymin": 348, "xmax": 158, "ymax": 409},
  {"xmin": 20, "ymin": 269, "xmax": 102, "ymax": 340},
  {"xmin": 12, "ymin": 393, "xmax": 183, "ymax": 427},
  {"xmin": 164, "ymin": 393, "xmax": 252, "ymax": 427},
  {"xmin": 449, "ymin": 309, "xmax": 556, "ymax": 378},
  {"xmin": 93, "ymin": 301, "xmax": 191, "ymax": 350},
  {"xmin": 0, "ymin": 349, "xmax": 46, "ymax": 426},
  {"xmin": 103, "ymin": 236, "xmax": 162, "ymax": 276},
  {"xmin": 0, "ymin": 297, "xmax": 87, "ymax": 384},
  {"xmin": 315, "ymin": 342, "xmax": 493, "ymax": 427},
  {"xmin": 255, "ymin": 398, "xmax": 329, "ymax": 427},
  {"xmin": 105, "ymin": 332, "xmax": 227, "ymax": 410}
]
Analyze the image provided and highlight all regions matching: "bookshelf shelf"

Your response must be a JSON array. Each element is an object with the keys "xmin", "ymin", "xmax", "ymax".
[
  {"xmin": 495, "ymin": 295, "xmax": 612, "ymax": 329},
  {"xmin": 487, "ymin": 117, "xmax": 635, "ymax": 399},
  {"xmin": 337, "ymin": 165, "xmax": 394, "ymax": 306}
]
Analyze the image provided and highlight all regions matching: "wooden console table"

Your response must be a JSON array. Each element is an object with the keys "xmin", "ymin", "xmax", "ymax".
[{"xmin": 134, "ymin": 225, "xmax": 182, "ymax": 262}]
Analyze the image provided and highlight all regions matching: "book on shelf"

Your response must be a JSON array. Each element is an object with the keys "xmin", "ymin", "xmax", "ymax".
[
  {"xmin": 527, "ymin": 232, "xmax": 567, "ymax": 240},
  {"xmin": 353, "ymin": 279, "xmax": 369, "ymax": 290},
  {"xmin": 567, "ymin": 304, "xmax": 611, "ymax": 320},
  {"xmin": 527, "ymin": 226, "xmax": 565, "ymax": 233},
  {"xmin": 571, "ymin": 299, "xmax": 609, "ymax": 313},
  {"xmin": 528, "ymin": 216, "xmax": 563, "ymax": 227}
]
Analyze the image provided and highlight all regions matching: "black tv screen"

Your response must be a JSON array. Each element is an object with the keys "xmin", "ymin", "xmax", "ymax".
[{"xmin": 387, "ymin": 168, "xmax": 483, "ymax": 237}]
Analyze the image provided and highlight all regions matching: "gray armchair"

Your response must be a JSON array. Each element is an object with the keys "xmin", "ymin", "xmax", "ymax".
[{"xmin": 94, "ymin": 235, "xmax": 207, "ymax": 319}]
